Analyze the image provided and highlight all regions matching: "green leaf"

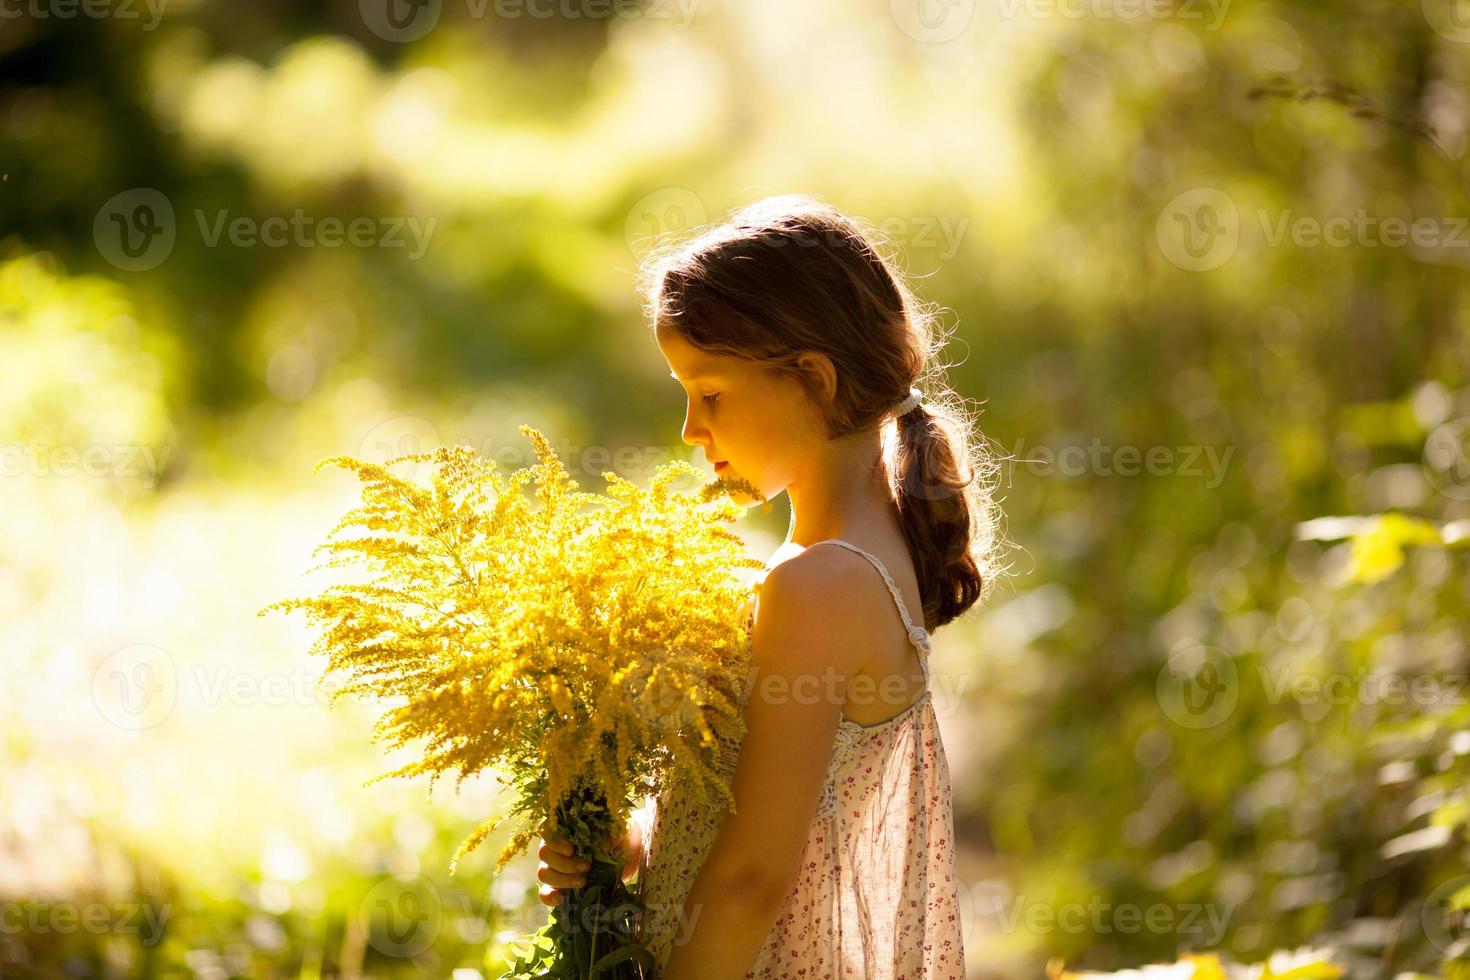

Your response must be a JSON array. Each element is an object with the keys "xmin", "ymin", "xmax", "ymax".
[
  {"xmin": 1346, "ymin": 513, "xmax": 1442, "ymax": 584},
  {"xmin": 589, "ymin": 941, "xmax": 654, "ymax": 978},
  {"xmin": 1260, "ymin": 962, "xmax": 1346, "ymax": 980}
]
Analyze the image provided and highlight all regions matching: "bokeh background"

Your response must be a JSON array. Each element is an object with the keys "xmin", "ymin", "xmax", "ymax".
[{"xmin": 3, "ymin": 0, "xmax": 1470, "ymax": 976}]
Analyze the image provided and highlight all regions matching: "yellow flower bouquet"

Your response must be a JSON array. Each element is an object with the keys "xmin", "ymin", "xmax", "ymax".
[{"xmin": 261, "ymin": 425, "xmax": 765, "ymax": 978}]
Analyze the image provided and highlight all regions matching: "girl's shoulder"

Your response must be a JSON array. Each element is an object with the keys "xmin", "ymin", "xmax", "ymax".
[{"xmin": 750, "ymin": 543, "xmax": 894, "ymax": 642}]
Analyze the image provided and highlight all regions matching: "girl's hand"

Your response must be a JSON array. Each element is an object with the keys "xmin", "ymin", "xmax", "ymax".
[
  {"xmin": 536, "ymin": 832, "xmax": 591, "ymax": 907},
  {"xmin": 535, "ymin": 820, "xmax": 644, "ymax": 907}
]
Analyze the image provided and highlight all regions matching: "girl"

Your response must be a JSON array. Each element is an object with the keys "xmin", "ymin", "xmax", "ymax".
[{"xmin": 537, "ymin": 194, "xmax": 1004, "ymax": 978}]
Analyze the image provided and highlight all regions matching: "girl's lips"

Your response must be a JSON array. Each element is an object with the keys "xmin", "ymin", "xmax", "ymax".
[{"xmin": 714, "ymin": 462, "xmax": 727, "ymax": 472}]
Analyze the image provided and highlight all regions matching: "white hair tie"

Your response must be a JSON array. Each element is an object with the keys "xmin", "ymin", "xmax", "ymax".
[{"xmin": 890, "ymin": 386, "xmax": 923, "ymax": 417}]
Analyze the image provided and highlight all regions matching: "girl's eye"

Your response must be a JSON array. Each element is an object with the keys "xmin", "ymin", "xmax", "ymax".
[{"xmin": 701, "ymin": 393, "xmax": 719, "ymax": 405}]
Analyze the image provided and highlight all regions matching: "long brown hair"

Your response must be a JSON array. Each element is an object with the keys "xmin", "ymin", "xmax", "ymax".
[{"xmin": 639, "ymin": 194, "xmax": 1008, "ymax": 630}]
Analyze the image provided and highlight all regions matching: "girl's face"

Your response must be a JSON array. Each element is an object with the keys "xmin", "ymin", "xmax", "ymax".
[{"xmin": 655, "ymin": 320, "xmax": 822, "ymax": 507}]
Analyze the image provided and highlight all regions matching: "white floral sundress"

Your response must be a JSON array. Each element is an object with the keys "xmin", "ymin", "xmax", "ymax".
[{"xmin": 636, "ymin": 538, "xmax": 967, "ymax": 978}]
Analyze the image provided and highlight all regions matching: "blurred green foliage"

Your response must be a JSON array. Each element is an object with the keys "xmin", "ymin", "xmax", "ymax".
[{"xmin": 2, "ymin": 0, "xmax": 1468, "ymax": 977}]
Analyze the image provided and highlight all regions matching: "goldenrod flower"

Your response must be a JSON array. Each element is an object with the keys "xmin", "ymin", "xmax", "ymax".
[{"xmin": 261, "ymin": 425, "xmax": 764, "ymax": 883}]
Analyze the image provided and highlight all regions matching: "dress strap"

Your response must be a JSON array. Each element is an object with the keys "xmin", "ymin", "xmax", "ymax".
[{"xmin": 805, "ymin": 539, "xmax": 932, "ymax": 660}]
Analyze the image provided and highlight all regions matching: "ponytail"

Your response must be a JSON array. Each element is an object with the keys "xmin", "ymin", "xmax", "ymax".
[{"xmin": 891, "ymin": 391, "xmax": 1003, "ymax": 630}]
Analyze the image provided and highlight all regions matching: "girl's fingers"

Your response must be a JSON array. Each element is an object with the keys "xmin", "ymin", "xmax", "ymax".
[
  {"xmin": 539, "ymin": 835, "xmax": 574, "ymax": 857},
  {"xmin": 533, "ymin": 822, "xmax": 642, "ymax": 895},
  {"xmin": 555, "ymin": 853, "xmax": 592, "ymax": 874},
  {"xmin": 536, "ymin": 838, "xmax": 587, "ymax": 873},
  {"xmin": 537, "ymin": 864, "xmax": 588, "ymax": 890}
]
